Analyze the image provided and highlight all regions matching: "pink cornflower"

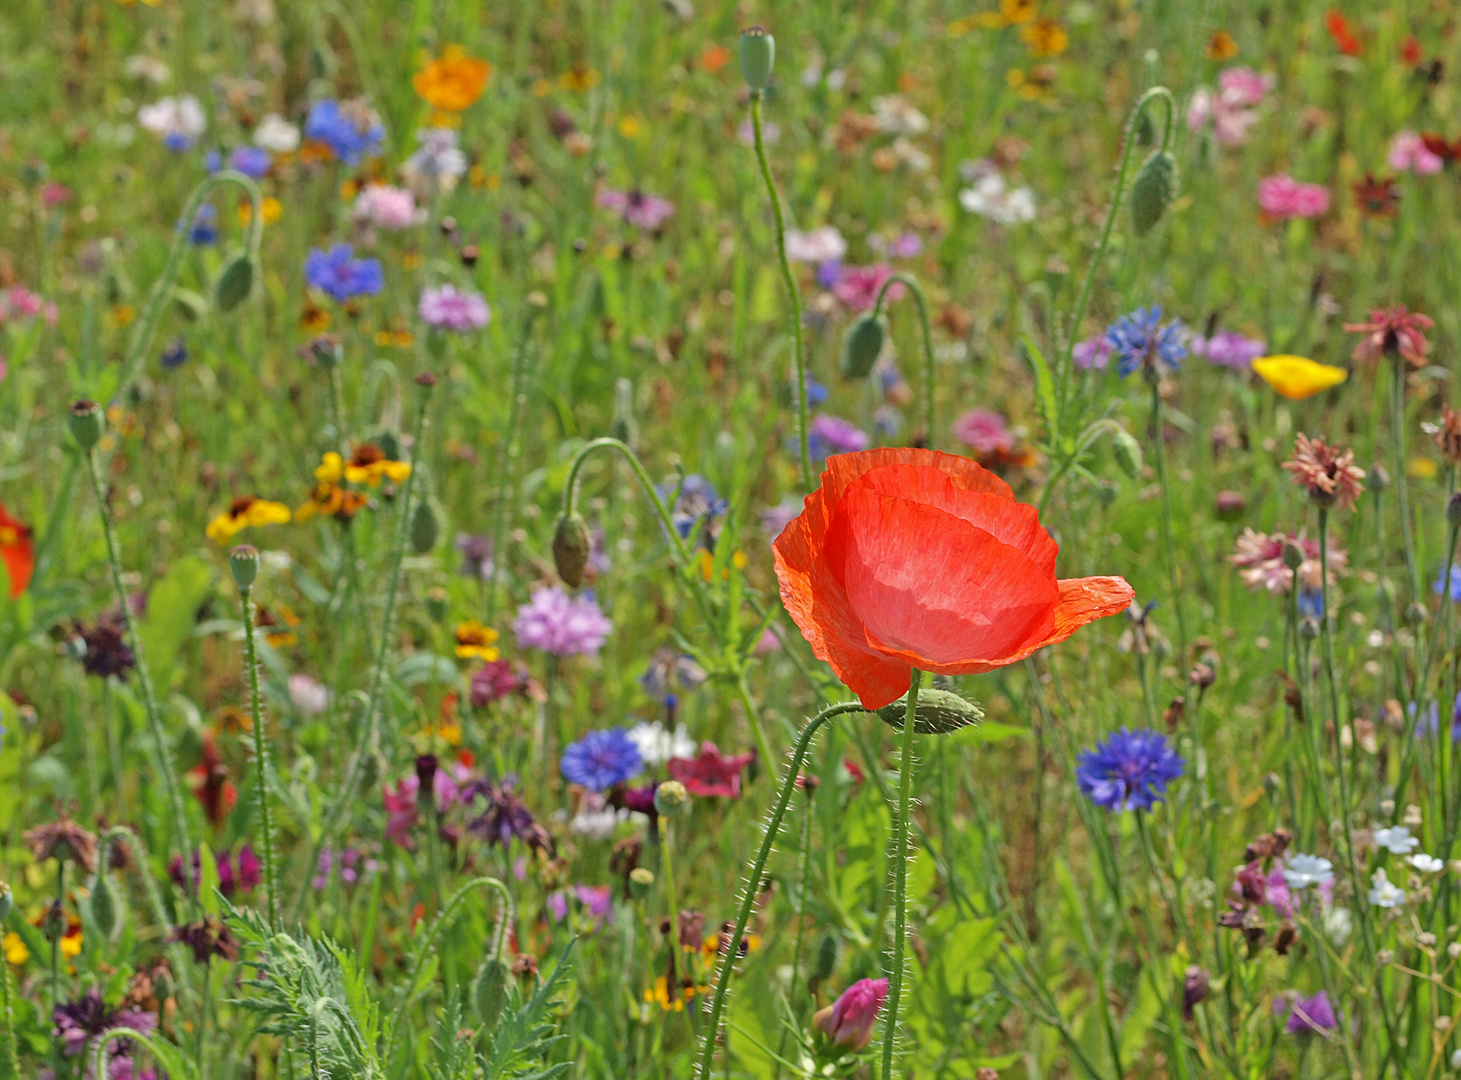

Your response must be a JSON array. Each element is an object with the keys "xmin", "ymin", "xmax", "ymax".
[
  {"xmin": 951, "ymin": 409, "xmax": 1015, "ymax": 456},
  {"xmin": 596, "ymin": 188, "xmax": 675, "ymax": 231},
  {"xmin": 1388, "ymin": 131, "xmax": 1444, "ymax": 176},
  {"xmin": 1230, "ymin": 528, "xmax": 1345, "ymax": 594},
  {"xmin": 1187, "ymin": 67, "xmax": 1274, "ymax": 147},
  {"xmin": 1343, "ymin": 304, "xmax": 1433, "ymax": 367},
  {"xmin": 1256, "ymin": 175, "xmax": 1331, "ymax": 220},
  {"xmin": 1282, "ymin": 433, "xmax": 1366, "ymax": 511},
  {"xmin": 831, "ymin": 264, "xmax": 904, "ymax": 312},
  {"xmin": 812, "ymin": 978, "xmax": 889, "ymax": 1052},
  {"xmin": 1073, "ymin": 334, "xmax": 1113, "ymax": 370},
  {"xmin": 513, "ymin": 586, "xmax": 612, "ymax": 657},
  {"xmin": 419, "ymin": 285, "xmax": 491, "ymax": 332},
  {"xmin": 353, "ymin": 184, "xmax": 418, "ymax": 229}
]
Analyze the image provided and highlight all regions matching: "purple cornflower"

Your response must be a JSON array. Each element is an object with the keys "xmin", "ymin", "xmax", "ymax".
[
  {"xmin": 1076, "ymin": 727, "xmax": 1185, "ymax": 811},
  {"xmin": 807, "ymin": 415, "xmax": 870, "ymax": 460},
  {"xmin": 1281, "ymin": 991, "xmax": 1338, "ymax": 1035},
  {"xmin": 466, "ymin": 776, "xmax": 553, "ymax": 852},
  {"xmin": 456, "ymin": 533, "xmax": 494, "ymax": 580},
  {"xmin": 303, "ymin": 99, "xmax": 384, "ymax": 164},
  {"xmin": 1192, "ymin": 330, "xmax": 1266, "ymax": 370},
  {"xmin": 513, "ymin": 586, "xmax": 612, "ymax": 656},
  {"xmin": 1073, "ymin": 335, "xmax": 1113, "ymax": 370},
  {"xmin": 560, "ymin": 728, "xmax": 643, "ymax": 791},
  {"xmin": 596, "ymin": 188, "xmax": 675, "ymax": 231},
  {"xmin": 1104, "ymin": 306, "xmax": 1188, "ymax": 380},
  {"xmin": 52, "ymin": 988, "xmax": 156, "ymax": 1058},
  {"xmin": 217, "ymin": 145, "xmax": 273, "ymax": 179},
  {"xmin": 419, "ymin": 285, "xmax": 490, "ymax": 331},
  {"xmin": 304, "ymin": 244, "xmax": 383, "ymax": 302}
]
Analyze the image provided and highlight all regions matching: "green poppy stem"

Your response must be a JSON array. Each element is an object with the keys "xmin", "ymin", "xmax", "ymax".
[{"xmin": 881, "ymin": 670, "xmax": 923, "ymax": 1080}]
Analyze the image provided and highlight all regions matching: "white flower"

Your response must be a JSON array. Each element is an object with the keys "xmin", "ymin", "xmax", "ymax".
[
  {"xmin": 1368, "ymin": 868, "xmax": 1406, "ymax": 908},
  {"xmin": 871, "ymin": 95, "xmax": 928, "ymax": 136},
  {"xmin": 959, "ymin": 173, "xmax": 1036, "ymax": 225},
  {"xmin": 401, "ymin": 128, "xmax": 467, "ymax": 197},
  {"xmin": 1408, "ymin": 852, "xmax": 1444, "ymax": 874},
  {"xmin": 785, "ymin": 226, "xmax": 847, "ymax": 264},
  {"xmin": 891, "ymin": 137, "xmax": 931, "ymax": 172},
  {"xmin": 253, "ymin": 114, "xmax": 301, "ymax": 153},
  {"xmin": 288, "ymin": 673, "xmax": 329, "ymax": 716},
  {"xmin": 627, "ymin": 721, "xmax": 696, "ymax": 767},
  {"xmin": 1452, "ymin": 1048, "xmax": 1461, "ymax": 1069},
  {"xmin": 137, "ymin": 96, "xmax": 206, "ymax": 143},
  {"xmin": 1282, "ymin": 853, "xmax": 1334, "ymax": 889},
  {"xmin": 124, "ymin": 55, "xmax": 170, "ymax": 86},
  {"xmin": 1373, "ymin": 825, "xmax": 1419, "ymax": 855},
  {"xmin": 1322, "ymin": 905, "xmax": 1352, "ymax": 946},
  {"xmin": 570, "ymin": 807, "xmax": 625, "ymax": 840}
]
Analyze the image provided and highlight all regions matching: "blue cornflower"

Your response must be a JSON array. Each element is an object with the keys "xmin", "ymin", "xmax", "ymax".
[
  {"xmin": 303, "ymin": 99, "xmax": 384, "ymax": 165},
  {"xmin": 665, "ymin": 475, "xmax": 728, "ymax": 540},
  {"xmin": 560, "ymin": 728, "xmax": 643, "ymax": 792},
  {"xmin": 1076, "ymin": 727, "xmax": 1185, "ymax": 812},
  {"xmin": 161, "ymin": 339, "xmax": 188, "ymax": 370},
  {"xmin": 304, "ymin": 244, "xmax": 383, "ymax": 302},
  {"xmin": 804, "ymin": 374, "xmax": 829, "ymax": 407},
  {"xmin": 1433, "ymin": 564, "xmax": 1461, "ymax": 602},
  {"xmin": 1103, "ymin": 306, "xmax": 1188, "ymax": 380},
  {"xmin": 226, "ymin": 145, "xmax": 273, "ymax": 179},
  {"xmin": 1297, "ymin": 586, "xmax": 1324, "ymax": 620},
  {"xmin": 188, "ymin": 205, "xmax": 218, "ymax": 246},
  {"xmin": 1411, "ymin": 693, "xmax": 1461, "ymax": 742}
]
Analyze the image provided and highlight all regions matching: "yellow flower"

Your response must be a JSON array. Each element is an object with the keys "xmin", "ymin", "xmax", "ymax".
[
  {"xmin": 1251, "ymin": 355, "xmax": 1348, "ymax": 400},
  {"xmin": 108, "ymin": 304, "xmax": 137, "ymax": 328},
  {"xmin": 60, "ymin": 923, "xmax": 82, "ymax": 959},
  {"xmin": 3, "ymin": 932, "xmax": 27, "ymax": 966},
  {"xmin": 559, "ymin": 66, "xmax": 601, "ymax": 92},
  {"xmin": 1000, "ymin": 0, "xmax": 1037, "ymax": 25},
  {"xmin": 413, "ymin": 46, "xmax": 491, "ymax": 112},
  {"xmin": 1204, "ymin": 30, "xmax": 1240, "ymax": 60},
  {"xmin": 343, "ymin": 444, "xmax": 411, "ymax": 486},
  {"xmin": 644, "ymin": 976, "xmax": 708, "ymax": 1012},
  {"xmin": 238, "ymin": 197, "xmax": 283, "ymax": 225},
  {"xmin": 206, "ymin": 496, "xmax": 292, "ymax": 543},
  {"xmin": 1409, "ymin": 457, "xmax": 1439, "ymax": 480},
  {"xmin": 1020, "ymin": 18, "xmax": 1068, "ymax": 57},
  {"xmin": 315, "ymin": 452, "xmax": 345, "ymax": 484},
  {"xmin": 454, "ymin": 620, "xmax": 500, "ymax": 661},
  {"xmin": 618, "ymin": 115, "xmax": 642, "ymax": 139}
]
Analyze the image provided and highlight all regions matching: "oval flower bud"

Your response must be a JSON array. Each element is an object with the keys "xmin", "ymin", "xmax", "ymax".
[
  {"xmin": 410, "ymin": 500, "xmax": 440, "ymax": 555},
  {"xmin": 1130, "ymin": 150, "xmax": 1178, "ymax": 237},
  {"xmin": 68, "ymin": 399, "xmax": 105, "ymax": 453},
  {"xmin": 876, "ymin": 687, "xmax": 984, "ymax": 735},
  {"xmin": 841, "ymin": 314, "xmax": 886, "ymax": 381},
  {"xmin": 552, "ymin": 511, "xmax": 592, "ymax": 588},
  {"xmin": 812, "ymin": 977, "xmax": 888, "ymax": 1053},
  {"xmin": 91, "ymin": 867, "xmax": 120, "ymax": 939},
  {"xmin": 215, "ymin": 252, "xmax": 256, "ymax": 313},
  {"xmin": 229, "ymin": 544, "xmax": 260, "ymax": 590},
  {"xmin": 472, "ymin": 956, "xmax": 510, "ymax": 1030},
  {"xmin": 738, "ymin": 27, "xmax": 776, "ymax": 93},
  {"xmin": 1111, "ymin": 427, "xmax": 1143, "ymax": 479}
]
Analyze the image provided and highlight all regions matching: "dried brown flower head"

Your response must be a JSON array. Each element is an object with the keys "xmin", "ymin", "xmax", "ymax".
[
  {"xmin": 23, "ymin": 819, "xmax": 98, "ymax": 874},
  {"xmin": 1282, "ymin": 433, "xmax": 1366, "ymax": 510}
]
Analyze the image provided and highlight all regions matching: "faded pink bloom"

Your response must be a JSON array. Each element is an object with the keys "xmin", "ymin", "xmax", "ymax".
[
  {"xmin": 1388, "ymin": 131, "xmax": 1443, "ymax": 176},
  {"xmin": 1230, "ymin": 528, "xmax": 1345, "ymax": 594},
  {"xmin": 813, "ymin": 978, "xmax": 889, "ymax": 1052},
  {"xmin": 353, "ymin": 184, "xmax": 418, "ymax": 229},
  {"xmin": 951, "ymin": 409, "xmax": 1015, "ymax": 456},
  {"xmin": 1188, "ymin": 68, "xmax": 1274, "ymax": 147},
  {"xmin": 832, "ymin": 263, "xmax": 904, "ymax": 312},
  {"xmin": 1218, "ymin": 67, "xmax": 1275, "ymax": 108},
  {"xmin": 596, "ymin": 188, "xmax": 675, "ymax": 231},
  {"xmin": 1343, "ymin": 304, "xmax": 1433, "ymax": 367},
  {"xmin": 1256, "ymin": 175, "xmax": 1331, "ymax": 219},
  {"xmin": 1282, "ymin": 433, "xmax": 1366, "ymax": 511},
  {"xmin": 419, "ymin": 285, "xmax": 490, "ymax": 331}
]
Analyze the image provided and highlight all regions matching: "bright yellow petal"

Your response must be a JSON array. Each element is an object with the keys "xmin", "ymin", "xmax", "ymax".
[
  {"xmin": 1251, "ymin": 355, "xmax": 1348, "ymax": 400},
  {"xmin": 246, "ymin": 501, "xmax": 293, "ymax": 527},
  {"xmin": 315, "ymin": 452, "xmax": 344, "ymax": 483},
  {"xmin": 381, "ymin": 461, "xmax": 412, "ymax": 482},
  {"xmin": 206, "ymin": 513, "xmax": 242, "ymax": 543}
]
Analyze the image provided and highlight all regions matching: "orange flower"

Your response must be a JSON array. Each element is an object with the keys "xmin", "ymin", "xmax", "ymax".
[
  {"xmin": 698, "ymin": 45, "xmax": 731, "ymax": 73},
  {"xmin": 1204, "ymin": 30, "xmax": 1239, "ymax": 60},
  {"xmin": 772, "ymin": 449, "xmax": 1133, "ymax": 708},
  {"xmin": 413, "ymin": 46, "xmax": 491, "ymax": 112},
  {"xmin": 0, "ymin": 500, "xmax": 34, "ymax": 599}
]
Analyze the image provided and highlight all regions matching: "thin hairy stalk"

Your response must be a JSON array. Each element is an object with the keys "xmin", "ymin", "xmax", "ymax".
[
  {"xmin": 239, "ymin": 586, "xmax": 280, "ymax": 931},
  {"xmin": 748, "ymin": 92, "xmax": 811, "ymax": 490},
  {"xmin": 1390, "ymin": 360, "xmax": 1420, "ymax": 602},
  {"xmin": 880, "ymin": 670, "xmax": 922, "ymax": 1080},
  {"xmin": 694, "ymin": 701, "xmax": 866, "ymax": 1080},
  {"xmin": 81, "ymin": 453, "xmax": 192, "ymax": 861},
  {"xmin": 485, "ymin": 311, "xmax": 541, "ymax": 624},
  {"xmin": 774, "ymin": 793, "xmax": 817, "ymax": 1079},
  {"xmin": 870, "ymin": 273, "xmax": 939, "ymax": 447}
]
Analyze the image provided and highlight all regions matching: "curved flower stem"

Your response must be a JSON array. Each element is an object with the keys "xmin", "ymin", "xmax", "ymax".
[
  {"xmin": 80, "ymin": 452, "xmax": 191, "ymax": 863},
  {"xmin": 485, "ymin": 309, "xmax": 541, "ymax": 624},
  {"xmin": 871, "ymin": 273, "xmax": 938, "ymax": 448},
  {"xmin": 694, "ymin": 701, "xmax": 867, "ymax": 1080},
  {"xmin": 1149, "ymin": 381, "xmax": 1188, "ymax": 664},
  {"xmin": 748, "ymin": 91, "xmax": 812, "ymax": 491},
  {"xmin": 238, "ymin": 584, "xmax": 280, "ymax": 932},
  {"xmin": 881, "ymin": 671, "xmax": 922, "ymax": 1080},
  {"xmin": 292, "ymin": 380, "xmax": 434, "ymax": 921}
]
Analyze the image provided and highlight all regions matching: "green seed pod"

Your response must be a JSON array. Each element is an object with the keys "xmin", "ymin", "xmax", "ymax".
[
  {"xmin": 1133, "ymin": 109, "xmax": 1156, "ymax": 147},
  {"xmin": 1282, "ymin": 541, "xmax": 1305, "ymax": 571},
  {"xmin": 214, "ymin": 252, "xmax": 256, "ymax": 313},
  {"xmin": 90, "ymin": 868, "xmax": 119, "ymax": 940},
  {"xmin": 876, "ymin": 687, "xmax": 984, "ymax": 735},
  {"xmin": 68, "ymin": 399, "xmax": 105, "ymax": 453},
  {"xmin": 810, "ymin": 930, "xmax": 839, "ymax": 987},
  {"xmin": 410, "ymin": 500, "xmax": 440, "ymax": 555},
  {"xmin": 473, "ymin": 956, "xmax": 510, "ymax": 1030},
  {"xmin": 229, "ymin": 545, "xmax": 260, "ymax": 590},
  {"xmin": 552, "ymin": 512, "xmax": 592, "ymax": 588},
  {"xmin": 739, "ymin": 27, "xmax": 776, "ymax": 92},
  {"xmin": 653, "ymin": 779, "xmax": 689, "ymax": 817},
  {"xmin": 840, "ymin": 314, "xmax": 886, "ymax": 381},
  {"xmin": 628, "ymin": 867, "xmax": 655, "ymax": 899},
  {"xmin": 1130, "ymin": 150, "xmax": 1178, "ymax": 237},
  {"xmin": 41, "ymin": 901, "xmax": 65, "ymax": 944},
  {"xmin": 1111, "ymin": 427, "xmax": 1143, "ymax": 479}
]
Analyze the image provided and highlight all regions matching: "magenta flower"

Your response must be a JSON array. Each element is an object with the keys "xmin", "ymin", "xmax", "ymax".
[
  {"xmin": 667, "ymin": 741, "xmax": 755, "ymax": 798},
  {"xmin": 513, "ymin": 586, "xmax": 612, "ymax": 657},
  {"xmin": 951, "ymin": 409, "xmax": 1015, "ymax": 456},
  {"xmin": 1281, "ymin": 991, "xmax": 1338, "ymax": 1035},
  {"xmin": 419, "ymin": 285, "xmax": 490, "ymax": 332},
  {"xmin": 813, "ymin": 978, "xmax": 889, "ymax": 1052},
  {"xmin": 1257, "ymin": 175, "xmax": 1331, "ymax": 220},
  {"xmin": 832, "ymin": 263, "xmax": 904, "ymax": 311},
  {"xmin": 1187, "ymin": 68, "xmax": 1273, "ymax": 147},
  {"xmin": 1388, "ymin": 131, "xmax": 1443, "ymax": 176},
  {"xmin": 596, "ymin": 188, "xmax": 675, "ymax": 231}
]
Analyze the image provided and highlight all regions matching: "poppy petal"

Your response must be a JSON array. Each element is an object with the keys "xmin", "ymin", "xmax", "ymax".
[
  {"xmin": 825, "ymin": 488, "xmax": 1059, "ymax": 666},
  {"xmin": 819, "ymin": 448, "xmax": 1014, "ymax": 508},
  {"xmin": 0, "ymin": 541, "xmax": 32, "ymax": 600}
]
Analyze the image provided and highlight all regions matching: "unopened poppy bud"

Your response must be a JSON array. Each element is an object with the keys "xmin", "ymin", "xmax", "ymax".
[
  {"xmin": 877, "ymin": 687, "xmax": 984, "ymax": 735},
  {"xmin": 91, "ymin": 866, "xmax": 120, "ymax": 939},
  {"xmin": 0, "ymin": 882, "xmax": 12, "ymax": 921},
  {"xmin": 738, "ymin": 27, "xmax": 776, "ymax": 93},
  {"xmin": 1133, "ymin": 109, "xmax": 1156, "ymax": 148},
  {"xmin": 68, "ymin": 399, "xmax": 105, "ymax": 452},
  {"xmin": 1130, "ymin": 150, "xmax": 1178, "ymax": 237},
  {"xmin": 415, "ymin": 755, "xmax": 439, "ymax": 813},
  {"xmin": 1368, "ymin": 463, "xmax": 1390, "ymax": 492},
  {"xmin": 1282, "ymin": 541, "xmax": 1306, "ymax": 571},
  {"xmin": 1112, "ymin": 427, "xmax": 1143, "ymax": 479},
  {"xmin": 1448, "ymin": 492, "xmax": 1461, "ymax": 529},
  {"xmin": 472, "ymin": 956, "xmax": 509, "ymax": 1029},
  {"xmin": 214, "ymin": 252, "xmax": 256, "ymax": 313},
  {"xmin": 229, "ymin": 544, "xmax": 260, "ymax": 590},
  {"xmin": 552, "ymin": 511, "xmax": 592, "ymax": 588},
  {"xmin": 410, "ymin": 500, "xmax": 439, "ymax": 554},
  {"xmin": 425, "ymin": 586, "xmax": 449, "ymax": 623},
  {"xmin": 812, "ymin": 977, "xmax": 888, "ymax": 1053},
  {"xmin": 840, "ymin": 314, "xmax": 885, "ymax": 380},
  {"xmin": 1406, "ymin": 602, "xmax": 1429, "ymax": 627},
  {"xmin": 653, "ymin": 779, "xmax": 688, "ymax": 817},
  {"xmin": 810, "ymin": 930, "xmax": 839, "ymax": 987},
  {"xmin": 42, "ymin": 900, "xmax": 65, "ymax": 944},
  {"xmin": 172, "ymin": 286, "xmax": 208, "ymax": 322},
  {"xmin": 629, "ymin": 866, "xmax": 655, "ymax": 899}
]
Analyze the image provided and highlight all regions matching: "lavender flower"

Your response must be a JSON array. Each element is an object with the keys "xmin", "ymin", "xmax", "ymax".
[
  {"xmin": 1192, "ymin": 330, "xmax": 1266, "ymax": 370},
  {"xmin": 401, "ymin": 128, "xmax": 467, "ymax": 196},
  {"xmin": 225, "ymin": 145, "xmax": 272, "ymax": 179},
  {"xmin": 304, "ymin": 244, "xmax": 383, "ymax": 302},
  {"xmin": 513, "ymin": 586, "xmax": 612, "ymax": 656},
  {"xmin": 52, "ymin": 988, "xmax": 156, "ymax": 1057},
  {"xmin": 596, "ymin": 188, "xmax": 675, "ymax": 231},
  {"xmin": 1073, "ymin": 335, "xmax": 1113, "ymax": 370},
  {"xmin": 419, "ymin": 285, "xmax": 491, "ymax": 331},
  {"xmin": 560, "ymin": 728, "xmax": 643, "ymax": 791},
  {"xmin": 807, "ymin": 415, "xmax": 869, "ymax": 460},
  {"xmin": 1281, "ymin": 991, "xmax": 1338, "ymax": 1035},
  {"xmin": 1076, "ymin": 727, "xmax": 1185, "ymax": 811},
  {"xmin": 1104, "ymin": 306, "xmax": 1188, "ymax": 380}
]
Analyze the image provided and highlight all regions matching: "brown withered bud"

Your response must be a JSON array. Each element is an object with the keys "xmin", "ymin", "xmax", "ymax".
[{"xmin": 1163, "ymin": 696, "xmax": 1186, "ymax": 731}]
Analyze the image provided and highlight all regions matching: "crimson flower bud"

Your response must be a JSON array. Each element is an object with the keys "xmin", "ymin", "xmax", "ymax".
[{"xmin": 812, "ymin": 977, "xmax": 888, "ymax": 1052}]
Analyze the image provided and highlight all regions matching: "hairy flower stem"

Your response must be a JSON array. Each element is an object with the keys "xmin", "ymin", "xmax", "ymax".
[
  {"xmin": 694, "ymin": 701, "xmax": 866, "ymax": 1080},
  {"xmin": 1390, "ymin": 360, "xmax": 1420, "ymax": 603},
  {"xmin": 774, "ymin": 796, "xmax": 816, "ymax": 1079},
  {"xmin": 1149, "ymin": 382, "xmax": 1188, "ymax": 663},
  {"xmin": 293, "ymin": 381, "xmax": 433, "ymax": 920},
  {"xmin": 871, "ymin": 273, "xmax": 938, "ymax": 447},
  {"xmin": 748, "ymin": 92, "xmax": 812, "ymax": 491},
  {"xmin": 81, "ymin": 453, "xmax": 192, "ymax": 863},
  {"xmin": 0, "ymin": 935, "xmax": 16, "ymax": 1080},
  {"xmin": 881, "ymin": 671, "xmax": 923, "ymax": 1080},
  {"xmin": 239, "ymin": 585, "xmax": 280, "ymax": 932},
  {"xmin": 485, "ymin": 309, "xmax": 541, "ymax": 625}
]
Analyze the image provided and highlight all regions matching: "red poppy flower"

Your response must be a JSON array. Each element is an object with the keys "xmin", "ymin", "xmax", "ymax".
[
  {"xmin": 667, "ymin": 742, "xmax": 755, "ymax": 798},
  {"xmin": 0, "ymin": 499, "xmax": 34, "ymax": 600},
  {"xmin": 773, "ymin": 449, "xmax": 1134, "ymax": 709},
  {"xmin": 186, "ymin": 735, "xmax": 237, "ymax": 828}
]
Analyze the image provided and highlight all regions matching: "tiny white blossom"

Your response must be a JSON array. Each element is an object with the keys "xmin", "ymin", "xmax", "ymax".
[
  {"xmin": 1408, "ymin": 852, "xmax": 1444, "ymax": 874},
  {"xmin": 1368, "ymin": 868, "xmax": 1406, "ymax": 908},
  {"xmin": 137, "ymin": 96, "xmax": 206, "ymax": 145},
  {"xmin": 871, "ymin": 95, "xmax": 928, "ymax": 136},
  {"xmin": 627, "ymin": 721, "xmax": 696, "ymax": 767},
  {"xmin": 1373, "ymin": 825, "xmax": 1419, "ymax": 855},
  {"xmin": 254, "ymin": 114, "xmax": 301, "ymax": 153},
  {"xmin": 1282, "ymin": 853, "xmax": 1334, "ymax": 889},
  {"xmin": 959, "ymin": 173, "xmax": 1036, "ymax": 225}
]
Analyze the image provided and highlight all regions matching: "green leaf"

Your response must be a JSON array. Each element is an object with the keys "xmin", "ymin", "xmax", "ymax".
[
  {"xmin": 949, "ymin": 721, "xmax": 1029, "ymax": 745},
  {"xmin": 197, "ymin": 843, "xmax": 221, "ymax": 917},
  {"xmin": 1021, "ymin": 335, "xmax": 1059, "ymax": 437},
  {"xmin": 1118, "ymin": 967, "xmax": 1162, "ymax": 1062},
  {"xmin": 137, "ymin": 556, "xmax": 214, "ymax": 685}
]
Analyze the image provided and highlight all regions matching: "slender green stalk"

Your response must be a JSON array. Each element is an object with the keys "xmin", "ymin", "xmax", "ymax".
[
  {"xmin": 0, "ymin": 930, "xmax": 16, "ymax": 1080},
  {"xmin": 870, "ymin": 273, "xmax": 938, "ymax": 447},
  {"xmin": 660, "ymin": 816, "xmax": 679, "ymax": 931},
  {"xmin": 239, "ymin": 585, "xmax": 279, "ymax": 932},
  {"xmin": 881, "ymin": 671, "xmax": 922, "ymax": 1080},
  {"xmin": 49, "ymin": 862, "xmax": 63, "ymax": 1012},
  {"xmin": 486, "ymin": 309, "xmax": 543, "ymax": 624},
  {"xmin": 1390, "ymin": 359, "xmax": 1420, "ymax": 602},
  {"xmin": 775, "ymin": 792, "xmax": 816, "ymax": 1079},
  {"xmin": 1149, "ymin": 381, "xmax": 1188, "ymax": 663},
  {"xmin": 81, "ymin": 453, "xmax": 192, "ymax": 861},
  {"xmin": 694, "ymin": 701, "xmax": 866, "ymax": 1080},
  {"xmin": 748, "ymin": 92, "xmax": 811, "ymax": 490}
]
